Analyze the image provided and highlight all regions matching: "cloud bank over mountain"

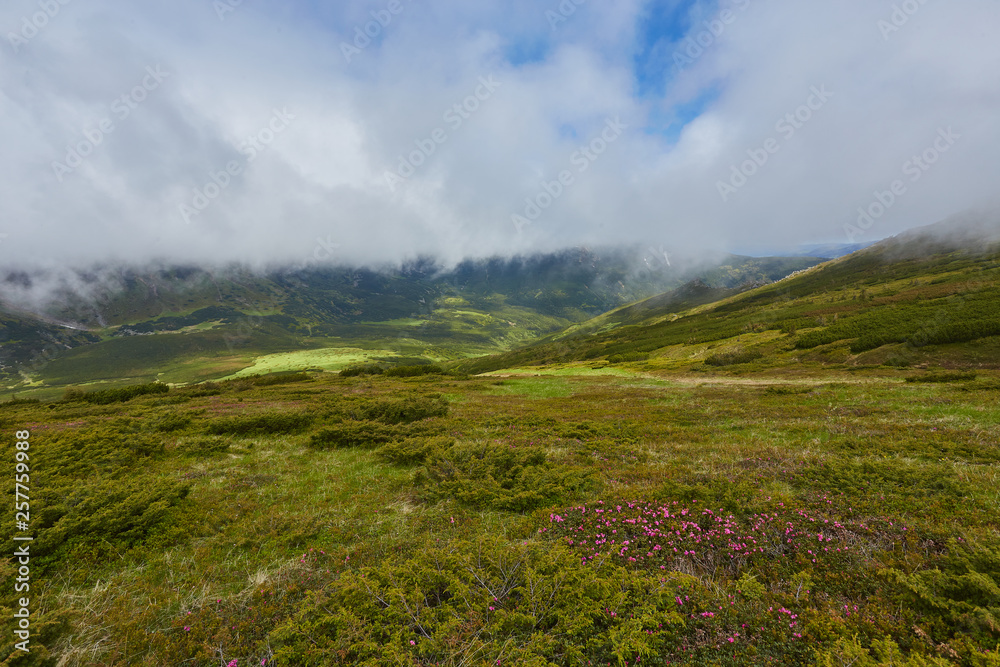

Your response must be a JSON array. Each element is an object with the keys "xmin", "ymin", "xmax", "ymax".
[{"xmin": 1, "ymin": 0, "xmax": 998, "ymax": 270}]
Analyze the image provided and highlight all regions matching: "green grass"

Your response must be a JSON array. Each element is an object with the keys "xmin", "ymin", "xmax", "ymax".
[
  {"xmin": 218, "ymin": 347, "xmax": 404, "ymax": 379},
  {"xmin": 3, "ymin": 368, "xmax": 999, "ymax": 665},
  {"xmin": 486, "ymin": 376, "xmax": 576, "ymax": 398},
  {"xmin": 3, "ymin": 225, "xmax": 1000, "ymax": 664}
]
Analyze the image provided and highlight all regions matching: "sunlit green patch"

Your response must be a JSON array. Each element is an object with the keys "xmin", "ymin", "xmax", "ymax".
[
  {"xmin": 219, "ymin": 348, "xmax": 403, "ymax": 379},
  {"xmin": 485, "ymin": 376, "xmax": 576, "ymax": 398}
]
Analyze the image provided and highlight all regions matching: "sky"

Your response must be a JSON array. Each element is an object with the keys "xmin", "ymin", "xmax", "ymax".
[{"xmin": 1, "ymin": 0, "xmax": 999, "ymax": 271}]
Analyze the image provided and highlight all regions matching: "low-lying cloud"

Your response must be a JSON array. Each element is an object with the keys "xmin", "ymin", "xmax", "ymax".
[{"xmin": 1, "ymin": 0, "xmax": 998, "ymax": 271}]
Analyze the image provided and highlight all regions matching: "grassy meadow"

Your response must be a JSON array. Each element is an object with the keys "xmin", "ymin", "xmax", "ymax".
[{"xmin": 2, "ymin": 367, "xmax": 999, "ymax": 665}]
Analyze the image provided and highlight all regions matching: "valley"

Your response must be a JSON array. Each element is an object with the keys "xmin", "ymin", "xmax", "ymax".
[{"xmin": 1, "ymin": 216, "xmax": 998, "ymax": 665}]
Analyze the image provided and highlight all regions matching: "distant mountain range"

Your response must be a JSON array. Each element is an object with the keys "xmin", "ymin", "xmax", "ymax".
[
  {"xmin": 0, "ymin": 247, "xmax": 822, "ymax": 392},
  {"xmin": 795, "ymin": 242, "xmax": 876, "ymax": 258},
  {"xmin": 732, "ymin": 241, "xmax": 877, "ymax": 259},
  {"xmin": 6, "ymin": 211, "xmax": 996, "ymax": 395}
]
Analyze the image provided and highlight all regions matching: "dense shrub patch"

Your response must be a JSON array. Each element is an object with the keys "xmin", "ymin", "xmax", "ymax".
[
  {"xmin": 175, "ymin": 436, "xmax": 231, "ymax": 456},
  {"xmin": 12, "ymin": 424, "xmax": 190, "ymax": 570},
  {"xmin": 705, "ymin": 349, "xmax": 764, "ymax": 366},
  {"xmin": 309, "ymin": 420, "xmax": 445, "ymax": 450},
  {"xmin": 608, "ymin": 351, "xmax": 650, "ymax": 364},
  {"xmin": 153, "ymin": 413, "xmax": 193, "ymax": 432},
  {"xmin": 793, "ymin": 291, "xmax": 1000, "ymax": 353},
  {"xmin": 247, "ymin": 371, "xmax": 312, "ymax": 386},
  {"xmin": 339, "ymin": 363, "xmax": 385, "ymax": 377},
  {"xmin": 309, "ymin": 421, "xmax": 398, "ymax": 450},
  {"xmin": 383, "ymin": 364, "xmax": 445, "ymax": 377},
  {"xmin": 905, "ymin": 372, "xmax": 978, "ymax": 383},
  {"xmin": 353, "ymin": 395, "xmax": 449, "ymax": 424},
  {"xmin": 376, "ymin": 436, "xmax": 454, "ymax": 465},
  {"xmin": 63, "ymin": 382, "xmax": 169, "ymax": 404},
  {"xmin": 268, "ymin": 539, "xmax": 696, "ymax": 666},
  {"xmin": 0, "ymin": 397, "xmax": 41, "ymax": 408},
  {"xmin": 340, "ymin": 364, "xmax": 445, "ymax": 378},
  {"xmin": 205, "ymin": 412, "xmax": 314, "ymax": 436},
  {"xmin": 415, "ymin": 442, "xmax": 592, "ymax": 511}
]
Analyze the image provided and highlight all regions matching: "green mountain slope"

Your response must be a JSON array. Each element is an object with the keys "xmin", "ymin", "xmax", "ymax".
[{"xmin": 458, "ymin": 212, "xmax": 1000, "ymax": 375}]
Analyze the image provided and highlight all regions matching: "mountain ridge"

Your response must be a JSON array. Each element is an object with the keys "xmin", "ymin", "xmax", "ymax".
[
  {"xmin": 0, "ymin": 247, "xmax": 821, "ymax": 393},
  {"xmin": 454, "ymin": 212, "xmax": 1000, "ymax": 375}
]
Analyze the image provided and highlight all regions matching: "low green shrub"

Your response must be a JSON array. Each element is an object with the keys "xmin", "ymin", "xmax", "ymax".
[
  {"xmin": 268, "ymin": 539, "xmax": 690, "ymax": 666},
  {"xmin": 35, "ymin": 477, "xmax": 190, "ymax": 567},
  {"xmin": 905, "ymin": 372, "xmax": 978, "ymax": 384},
  {"xmin": 355, "ymin": 396, "xmax": 448, "ymax": 424},
  {"xmin": 186, "ymin": 381, "xmax": 223, "ymax": 397},
  {"xmin": 0, "ymin": 397, "xmax": 41, "ymax": 408},
  {"xmin": 815, "ymin": 636, "xmax": 953, "ymax": 666},
  {"xmin": 153, "ymin": 414, "xmax": 192, "ymax": 432},
  {"xmin": 881, "ymin": 536, "xmax": 1000, "ymax": 647},
  {"xmin": 765, "ymin": 385, "xmax": 814, "ymax": 395},
  {"xmin": 205, "ymin": 412, "xmax": 313, "ymax": 436},
  {"xmin": 705, "ymin": 349, "xmax": 764, "ymax": 366},
  {"xmin": 20, "ymin": 425, "xmax": 187, "ymax": 570},
  {"xmin": 416, "ymin": 442, "xmax": 592, "ymax": 511},
  {"xmin": 383, "ymin": 364, "xmax": 445, "ymax": 377},
  {"xmin": 249, "ymin": 372, "xmax": 312, "ymax": 386},
  {"xmin": 174, "ymin": 437, "xmax": 231, "ymax": 456},
  {"xmin": 376, "ymin": 436, "xmax": 454, "ymax": 465},
  {"xmin": 339, "ymin": 364, "xmax": 385, "ymax": 377},
  {"xmin": 309, "ymin": 421, "xmax": 397, "ymax": 450},
  {"xmin": 63, "ymin": 382, "xmax": 169, "ymax": 404},
  {"xmin": 608, "ymin": 352, "xmax": 650, "ymax": 364}
]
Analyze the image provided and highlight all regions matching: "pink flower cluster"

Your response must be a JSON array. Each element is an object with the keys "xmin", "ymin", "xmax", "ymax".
[{"xmin": 541, "ymin": 498, "xmax": 904, "ymax": 572}]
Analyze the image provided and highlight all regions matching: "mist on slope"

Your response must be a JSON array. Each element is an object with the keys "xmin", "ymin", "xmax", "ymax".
[{"xmin": 0, "ymin": 244, "xmax": 762, "ymax": 326}]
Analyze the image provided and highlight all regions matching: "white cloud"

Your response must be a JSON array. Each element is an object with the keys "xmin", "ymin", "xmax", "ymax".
[{"xmin": 0, "ymin": 0, "xmax": 998, "ymax": 272}]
